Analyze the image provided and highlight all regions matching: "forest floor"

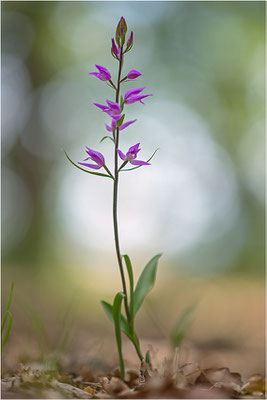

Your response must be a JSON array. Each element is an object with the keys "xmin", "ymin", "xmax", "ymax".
[{"xmin": 1, "ymin": 266, "xmax": 265, "ymax": 398}]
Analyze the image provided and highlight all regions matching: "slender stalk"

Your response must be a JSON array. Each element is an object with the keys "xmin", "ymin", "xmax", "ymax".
[
  {"xmin": 112, "ymin": 45, "xmax": 131, "ymax": 324},
  {"xmin": 112, "ymin": 44, "xmax": 144, "ymax": 362}
]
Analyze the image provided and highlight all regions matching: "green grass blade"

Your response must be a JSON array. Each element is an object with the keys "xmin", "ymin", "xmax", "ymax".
[
  {"xmin": 1, "ymin": 311, "xmax": 13, "ymax": 349},
  {"xmin": 122, "ymin": 255, "xmax": 134, "ymax": 323},
  {"xmin": 121, "ymin": 148, "xmax": 159, "ymax": 172},
  {"xmin": 64, "ymin": 151, "xmax": 112, "ymax": 179},
  {"xmin": 133, "ymin": 254, "xmax": 162, "ymax": 316},
  {"xmin": 145, "ymin": 350, "xmax": 151, "ymax": 364},
  {"xmin": 171, "ymin": 303, "xmax": 196, "ymax": 348},
  {"xmin": 1, "ymin": 283, "xmax": 14, "ymax": 334},
  {"xmin": 112, "ymin": 292, "xmax": 126, "ymax": 381}
]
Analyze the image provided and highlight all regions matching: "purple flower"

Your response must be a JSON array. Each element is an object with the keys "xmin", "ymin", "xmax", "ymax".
[
  {"xmin": 124, "ymin": 87, "xmax": 152, "ymax": 105},
  {"xmin": 116, "ymin": 143, "xmax": 150, "ymax": 166},
  {"xmin": 94, "ymin": 100, "xmax": 122, "ymax": 120},
  {"xmin": 78, "ymin": 147, "xmax": 105, "ymax": 170},
  {"xmin": 89, "ymin": 65, "xmax": 111, "ymax": 81},
  {"xmin": 127, "ymin": 70, "xmax": 142, "ymax": 80},
  {"xmin": 105, "ymin": 119, "xmax": 137, "ymax": 132}
]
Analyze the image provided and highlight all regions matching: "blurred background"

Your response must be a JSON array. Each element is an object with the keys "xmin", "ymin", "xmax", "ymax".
[{"xmin": 2, "ymin": 1, "xmax": 265, "ymax": 380}]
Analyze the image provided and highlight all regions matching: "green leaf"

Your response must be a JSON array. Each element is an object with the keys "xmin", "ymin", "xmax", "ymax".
[
  {"xmin": 1, "ymin": 311, "xmax": 12, "ymax": 349},
  {"xmin": 101, "ymin": 301, "xmax": 131, "ymax": 339},
  {"xmin": 121, "ymin": 148, "xmax": 160, "ymax": 172},
  {"xmin": 112, "ymin": 292, "xmax": 126, "ymax": 381},
  {"xmin": 64, "ymin": 151, "xmax": 112, "ymax": 179},
  {"xmin": 101, "ymin": 300, "xmax": 143, "ymax": 360},
  {"xmin": 171, "ymin": 304, "xmax": 196, "ymax": 348},
  {"xmin": 117, "ymin": 114, "xmax": 125, "ymax": 127},
  {"xmin": 122, "ymin": 255, "xmax": 134, "ymax": 322},
  {"xmin": 133, "ymin": 254, "xmax": 162, "ymax": 316},
  {"xmin": 1, "ymin": 283, "xmax": 14, "ymax": 334},
  {"xmin": 100, "ymin": 136, "xmax": 115, "ymax": 144}
]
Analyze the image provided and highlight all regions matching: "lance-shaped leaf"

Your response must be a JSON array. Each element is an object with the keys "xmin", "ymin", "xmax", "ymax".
[
  {"xmin": 112, "ymin": 292, "xmax": 126, "ymax": 381},
  {"xmin": 122, "ymin": 255, "xmax": 134, "ymax": 323},
  {"xmin": 101, "ymin": 300, "xmax": 131, "ymax": 339},
  {"xmin": 132, "ymin": 254, "xmax": 162, "ymax": 316},
  {"xmin": 64, "ymin": 151, "xmax": 112, "ymax": 179},
  {"xmin": 101, "ymin": 300, "xmax": 143, "ymax": 360}
]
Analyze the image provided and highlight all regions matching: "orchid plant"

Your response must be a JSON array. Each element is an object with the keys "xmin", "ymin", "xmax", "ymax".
[{"xmin": 66, "ymin": 17, "xmax": 161, "ymax": 380}]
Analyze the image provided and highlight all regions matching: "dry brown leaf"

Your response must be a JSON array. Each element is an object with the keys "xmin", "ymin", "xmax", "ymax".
[
  {"xmin": 241, "ymin": 374, "xmax": 265, "ymax": 396},
  {"xmin": 131, "ymin": 375, "xmax": 186, "ymax": 399},
  {"xmin": 184, "ymin": 384, "xmax": 231, "ymax": 399},
  {"xmin": 196, "ymin": 367, "xmax": 243, "ymax": 386},
  {"xmin": 84, "ymin": 385, "xmax": 97, "ymax": 395},
  {"xmin": 101, "ymin": 376, "xmax": 130, "ymax": 396},
  {"xmin": 125, "ymin": 370, "xmax": 140, "ymax": 388}
]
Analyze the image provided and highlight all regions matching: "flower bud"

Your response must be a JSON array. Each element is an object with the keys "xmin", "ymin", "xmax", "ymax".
[
  {"xmin": 127, "ymin": 31, "xmax": 133, "ymax": 48},
  {"xmin": 115, "ymin": 16, "xmax": 127, "ymax": 47},
  {"xmin": 111, "ymin": 38, "xmax": 119, "ymax": 59},
  {"xmin": 119, "ymin": 17, "xmax": 127, "ymax": 35}
]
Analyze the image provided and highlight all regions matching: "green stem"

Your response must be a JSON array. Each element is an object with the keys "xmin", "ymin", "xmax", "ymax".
[
  {"xmin": 112, "ymin": 46, "xmax": 144, "ymax": 363},
  {"xmin": 113, "ymin": 45, "xmax": 131, "ymax": 325}
]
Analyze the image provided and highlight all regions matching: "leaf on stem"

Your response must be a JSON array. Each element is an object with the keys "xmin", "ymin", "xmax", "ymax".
[
  {"xmin": 133, "ymin": 254, "xmax": 162, "ymax": 316},
  {"xmin": 101, "ymin": 301, "xmax": 131, "ymax": 339},
  {"xmin": 122, "ymin": 255, "xmax": 134, "ymax": 322},
  {"xmin": 117, "ymin": 114, "xmax": 125, "ymax": 127},
  {"xmin": 64, "ymin": 151, "xmax": 112, "ymax": 179},
  {"xmin": 112, "ymin": 292, "xmax": 126, "ymax": 381},
  {"xmin": 101, "ymin": 300, "xmax": 143, "ymax": 359},
  {"xmin": 121, "ymin": 148, "xmax": 159, "ymax": 172}
]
